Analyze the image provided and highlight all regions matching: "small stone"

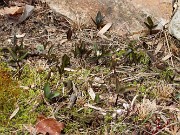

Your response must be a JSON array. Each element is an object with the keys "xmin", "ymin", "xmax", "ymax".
[
  {"xmin": 94, "ymin": 77, "xmax": 104, "ymax": 84},
  {"xmin": 123, "ymin": 103, "xmax": 130, "ymax": 110},
  {"xmin": 116, "ymin": 109, "xmax": 123, "ymax": 115}
]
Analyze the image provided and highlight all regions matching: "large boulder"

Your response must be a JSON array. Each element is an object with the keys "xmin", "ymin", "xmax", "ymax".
[
  {"xmin": 43, "ymin": 0, "xmax": 172, "ymax": 36},
  {"xmin": 169, "ymin": 1, "xmax": 180, "ymax": 40}
]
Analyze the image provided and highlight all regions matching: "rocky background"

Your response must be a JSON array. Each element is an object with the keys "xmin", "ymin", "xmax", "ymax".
[{"xmin": 43, "ymin": 0, "xmax": 173, "ymax": 36}]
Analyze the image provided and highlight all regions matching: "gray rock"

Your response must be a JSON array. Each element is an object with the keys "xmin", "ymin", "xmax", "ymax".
[
  {"xmin": 43, "ymin": 0, "xmax": 172, "ymax": 36},
  {"xmin": 169, "ymin": 1, "xmax": 180, "ymax": 40}
]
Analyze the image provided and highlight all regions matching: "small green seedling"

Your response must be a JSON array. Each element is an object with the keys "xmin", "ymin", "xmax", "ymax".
[
  {"xmin": 120, "ymin": 41, "xmax": 150, "ymax": 65},
  {"xmin": 8, "ymin": 35, "xmax": 28, "ymax": 63},
  {"xmin": 43, "ymin": 82, "xmax": 60, "ymax": 100},
  {"xmin": 91, "ymin": 11, "xmax": 104, "ymax": 29},
  {"xmin": 7, "ymin": 34, "xmax": 28, "ymax": 78},
  {"xmin": 144, "ymin": 16, "xmax": 157, "ymax": 34},
  {"xmin": 67, "ymin": 28, "xmax": 72, "ymax": 40},
  {"xmin": 61, "ymin": 54, "xmax": 70, "ymax": 68},
  {"xmin": 45, "ymin": 54, "xmax": 70, "ymax": 81},
  {"xmin": 72, "ymin": 41, "xmax": 92, "ymax": 59},
  {"xmin": 90, "ymin": 44, "xmax": 110, "ymax": 65},
  {"xmin": 57, "ymin": 54, "xmax": 70, "ymax": 78}
]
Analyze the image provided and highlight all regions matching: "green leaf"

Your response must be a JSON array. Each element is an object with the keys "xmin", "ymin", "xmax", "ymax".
[
  {"xmin": 19, "ymin": 52, "xmax": 28, "ymax": 61},
  {"xmin": 43, "ymin": 82, "xmax": 51, "ymax": 99},
  {"xmin": 36, "ymin": 44, "xmax": 45, "ymax": 53},
  {"xmin": 91, "ymin": 17, "xmax": 97, "ymax": 25},
  {"xmin": 152, "ymin": 24, "xmax": 158, "ymax": 29},
  {"xmin": 62, "ymin": 54, "xmax": 70, "ymax": 68},
  {"xmin": 176, "ymin": 93, "xmax": 180, "ymax": 100},
  {"xmin": 75, "ymin": 45, "xmax": 81, "ymax": 57},
  {"xmin": 147, "ymin": 16, "xmax": 154, "ymax": 27},
  {"xmin": 144, "ymin": 22, "xmax": 152, "ymax": 29},
  {"xmin": 67, "ymin": 28, "xmax": 72, "ymax": 40},
  {"xmin": 92, "ymin": 11, "xmax": 104, "ymax": 29},
  {"xmin": 66, "ymin": 80, "xmax": 73, "ymax": 90},
  {"xmin": 94, "ymin": 94, "xmax": 100, "ymax": 103},
  {"xmin": 48, "ymin": 45, "xmax": 54, "ymax": 55},
  {"xmin": 96, "ymin": 11, "xmax": 104, "ymax": 24},
  {"xmin": 8, "ymin": 48, "xmax": 18, "ymax": 61},
  {"xmin": 49, "ymin": 91, "xmax": 60, "ymax": 99}
]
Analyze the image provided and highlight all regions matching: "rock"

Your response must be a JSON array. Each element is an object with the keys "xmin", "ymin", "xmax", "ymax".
[
  {"xmin": 169, "ymin": 1, "xmax": 180, "ymax": 40},
  {"xmin": 94, "ymin": 77, "xmax": 104, "ymax": 84},
  {"xmin": 43, "ymin": 0, "xmax": 172, "ymax": 36}
]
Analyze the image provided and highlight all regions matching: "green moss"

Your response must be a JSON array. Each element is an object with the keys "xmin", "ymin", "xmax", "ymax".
[
  {"xmin": 160, "ymin": 68, "xmax": 174, "ymax": 82},
  {"xmin": 20, "ymin": 64, "xmax": 47, "ymax": 87},
  {"xmin": 0, "ymin": 63, "xmax": 52, "ymax": 134},
  {"xmin": 0, "ymin": 66, "xmax": 22, "ymax": 126}
]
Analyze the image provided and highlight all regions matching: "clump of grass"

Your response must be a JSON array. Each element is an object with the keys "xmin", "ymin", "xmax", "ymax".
[
  {"xmin": 153, "ymin": 82, "xmax": 174, "ymax": 99},
  {"xmin": 136, "ymin": 98, "xmax": 157, "ymax": 120}
]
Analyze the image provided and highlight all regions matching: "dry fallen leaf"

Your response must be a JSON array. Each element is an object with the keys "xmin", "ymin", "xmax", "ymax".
[
  {"xmin": 155, "ymin": 42, "xmax": 163, "ymax": 55},
  {"xmin": 0, "ymin": 6, "xmax": 24, "ymax": 16},
  {"xmin": 178, "ymin": 111, "xmax": 180, "ymax": 122},
  {"xmin": 67, "ymin": 93, "xmax": 77, "ymax": 108},
  {"xmin": 162, "ymin": 54, "xmax": 173, "ymax": 61},
  {"xmin": 60, "ymin": 39, "xmax": 68, "ymax": 44},
  {"xmin": 97, "ymin": 22, "xmax": 112, "ymax": 39},
  {"xmin": 16, "ymin": 33, "xmax": 26, "ymax": 38},
  {"xmin": 171, "ymin": 44, "xmax": 180, "ymax": 56},
  {"xmin": 155, "ymin": 61, "xmax": 168, "ymax": 70},
  {"xmin": 23, "ymin": 124, "xmax": 36, "ymax": 134},
  {"xmin": 88, "ymin": 87, "xmax": 96, "ymax": 100},
  {"xmin": 35, "ymin": 115, "xmax": 64, "ymax": 135}
]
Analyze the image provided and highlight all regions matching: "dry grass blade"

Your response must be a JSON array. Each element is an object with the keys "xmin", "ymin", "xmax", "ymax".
[
  {"xmin": 97, "ymin": 22, "xmax": 112, "ymax": 37},
  {"xmin": 9, "ymin": 106, "xmax": 19, "ymax": 120},
  {"xmin": 84, "ymin": 104, "xmax": 106, "ymax": 113},
  {"xmin": 162, "ymin": 54, "xmax": 173, "ymax": 61},
  {"xmin": 164, "ymin": 31, "xmax": 174, "ymax": 67},
  {"xmin": 155, "ymin": 42, "xmax": 163, "ymax": 55},
  {"xmin": 88, "ymin": 87, "xmax": 96, "ymax": 100},
  {"xmin": 0, "ymin": 6, "xmax": 24, "ymax": 15}
]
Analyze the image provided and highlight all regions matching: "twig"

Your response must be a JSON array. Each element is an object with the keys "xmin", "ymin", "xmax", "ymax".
[
  {"xmin": 164, "ymin": 31, "xmax": 174, "ymax": 67},
  {"xmin": 84, "ymin": 103, "xmax": 106, "ymax": 113},
  {"xmin": 119, "ymin": 73, "xmax": 159, "ymax": 82},
  {"xmin": 131, "ymin": 94, "xmax": 138, "ymax": 109},
  {"xmin": 13, "ymin": 63, "xmax": 28, "ymax": 78}
]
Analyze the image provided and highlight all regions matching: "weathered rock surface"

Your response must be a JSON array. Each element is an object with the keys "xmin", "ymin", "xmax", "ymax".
[
  {"xmin": 169, "ymin": 1, "xmax": 180, "ymax": 40},
  {"xmin": 43, "ymin": 0, "xmax": 172, "ymax": 36}
]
